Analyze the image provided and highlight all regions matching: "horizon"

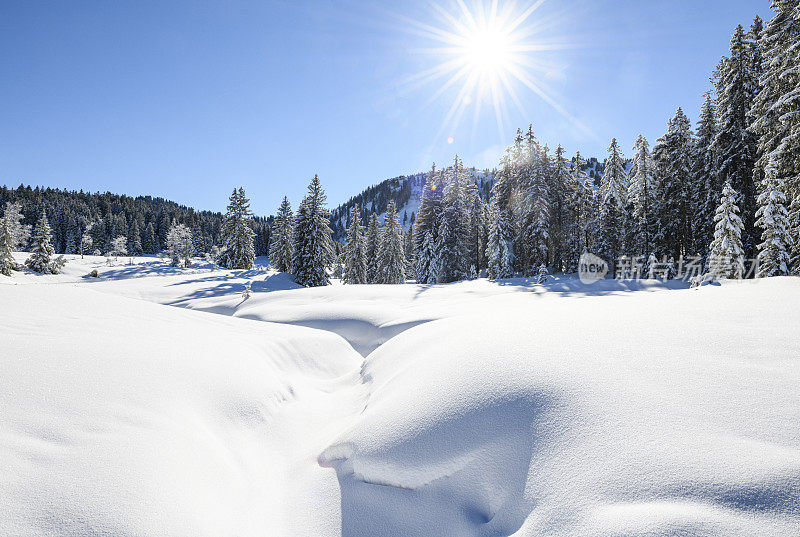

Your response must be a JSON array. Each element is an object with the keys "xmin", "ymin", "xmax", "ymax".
[{"xmin": 1, "ymin": 0, "xmax": 772, "ymax": 216}]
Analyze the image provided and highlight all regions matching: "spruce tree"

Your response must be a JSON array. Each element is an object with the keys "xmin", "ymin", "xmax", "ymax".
[
  {"xmin": 377, "ymin": 200, "xmax": 406, "ymax": 284},
  {"xmin": 487, "ymin": 205, "xmax": 513, "ymax": 279},
  {"xmin": 549, "ymin": 145, "xmax": 570, "ymax": 271},
  {"xmin": 342, "ymin": 205, "xmax": 367, "ymax": 284},
  {"xmin": 269, "ymin": 196, "xmax": 294, "ymax": 273},
  {"xmin": 414, "ymin": 164, "xmax": 443, "ymax": 284},
  {"xmin": 693, "ymin": 93, "xmax": 720, "ymax": 258},
  {"xmin": 365, "ymin": 212, "xmax": 381, "ymax": 283},
  {"xmin": 166, "ymin": 223, "xmax": 193, "ymax": 267},
  {"xmin": 654, "ymin": 108, "xmax": 694, "ymax": 259},
  {"xmin": 564, "ymin": 151, "xmax": 593, "ymax": 271},
  {"xmin": 129, "ymin": 220, "xmax": 143, "ymax": 257},
  {"xmin": 2, "ymin": 201, "xmax": 30, "ymax": 251},
  {"xmin": 714, "ymin": 24, "xmax": 759, "ymax": 257},
  {"xmin": 219, "ymin": 187, "xmax": 256, "ymax": 270},
  {"xmin": 436, "ymin": 157, "xmax": 470, "ymax": 282},
  {"xmin": 629, "ymin": 135, "xmax": 657, "ymax": 257},
  {"xmin": 755, "ymin": 160, "xmax": 792, "ymax": 276},
  {"xmin": 25, "ymin": 211, "xmax": 63, "ymax": 274},
  {"xmin": 292, "ymin": 175, "xmax": 334, "ymax": 287},
  {"xmin": 596, "ymin": 138, "xmax": 628, "ymax": 269},
  {"xmin": 517, "ymin": 127, "xmax": 550, "ymax": 275},
  {"xmin": 750, "ymin": 0, "xmax": 800, "ymax": 271},
  {"xmin": 709, "ymin": 182, "xmax": 746, "ymax": 279},
  {"xmin": 0, "ymin": 218, "xmax": 16, "ymax": 275}
]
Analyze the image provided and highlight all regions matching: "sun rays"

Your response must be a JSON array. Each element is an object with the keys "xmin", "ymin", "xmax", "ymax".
[{"xmin": 394, "ymin": 0, "xmax": 589, "ymax": 147}]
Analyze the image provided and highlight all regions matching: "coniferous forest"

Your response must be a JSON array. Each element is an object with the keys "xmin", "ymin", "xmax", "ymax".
[{"xmin": 1, "ymin": 3, "xmax": 798, "ymax": 285}]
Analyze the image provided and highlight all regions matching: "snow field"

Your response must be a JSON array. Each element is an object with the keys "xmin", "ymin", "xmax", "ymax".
[{"xmin": 1, "ymin": 256, "xmax": 799, "ymax": 536}]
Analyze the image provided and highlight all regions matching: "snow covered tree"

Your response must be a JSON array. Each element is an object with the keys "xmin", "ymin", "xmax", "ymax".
[
  {"xmin": 596, "ymin": 138, "xmax": 628, "ymax": 270},
  {"xmin": 750, "ymin": 0, "xmax": 800, "ymax": 272},
  {"xmin": 0, "ymin": 218, "xmax": 16, "ymax": 275},
  {"xmin": 563, "ymin": 151, "xmax": 594, "ymax": 271},
  {"xmin": 292, "ymin": 175, "xmax": 334, "ymax": 287},
  {"xmin": 377, "ymin": 200, "xmax": 406, "ymax": 284},
  {"xmin": 166, "ymin": 223, "xmax": 193, "ymax": 267},
  {"xmin": 128, "ymin": 220, "xmax": 143, "ymax": 257},
  {"xmin": 709, "ymin": 182, "xmax": 746, "ymax": 279},
  {"xmin": 219, "ymin": 187, "xmax": 256, "ymax": 270},
  {"xmin": 25, "ymin": 211, "xmax": 65, "ymax": 274},
  {"xmin": 414, "ymin": 164, "xmax": 443, "ymax": 284},
  {"xmin": 487, "ymin": 205, "xmax": 513, "ymax": 279},
  {"xmin": 755, "ymin": 160, "xmax": 792, "ymax": 276},
  {"xmin": 548, "ymin": 145, "xmax": 570, "ymax": 271},
  {"xmin": 714, "ymin": 24, "xmax": 760, "ymax": 257},
  {"xmin": 693, "ymin": 93, "xmax": 720, "ymax": 258},
  {"xmin": 629, "ymin": 135, "xmax": 657, "ymax": 257},
  {"xmin": 2, "ymin": 201, "xmax": 30, "ymax": 251},
  {"xmin": 365, "ymin": 212, "xmax": 382, "ymax": 283},
  {"xmin": 108, "ymin": 235, "xmax": 127, "ymax": 263},
  {"xmin": 536, "ymin": 263, "xmax": 549, "ymax": 284},
  {"xmin": 654, "ymin": 107, "xmax": 694, "ymax": 259},
  {"xmin": 517, "ymin": 127, "xmax": 550, "ymax": 275},
  {"xmin": 269, "ymin": 196, "xmax": 294, "ymax": 273},
  {"xmin": 436, "ymin": 156, "xmax": 470, "ymax": 282},
  {"xmin": 342, "ymin": 205, "xmax": 367, "ymax": 284}
]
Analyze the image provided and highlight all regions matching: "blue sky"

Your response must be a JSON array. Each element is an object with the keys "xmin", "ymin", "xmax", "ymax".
[{"xmin": 0, "ymin": 0, "xmax": 773, "ymax": 215}]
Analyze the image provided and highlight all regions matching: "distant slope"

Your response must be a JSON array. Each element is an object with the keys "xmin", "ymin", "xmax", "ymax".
[{"xmin": 329, "ymin": 157, "xmax": 609, "ymax": 241}]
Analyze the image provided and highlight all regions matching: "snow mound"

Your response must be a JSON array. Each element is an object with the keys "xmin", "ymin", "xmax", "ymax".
[
  {"xmin": 0, "ymin": 284, "xmax": 361, "ymax": 537},
  {"xmin": 319, "ymin": 278, "xmax": 800, "ymax": 536}
]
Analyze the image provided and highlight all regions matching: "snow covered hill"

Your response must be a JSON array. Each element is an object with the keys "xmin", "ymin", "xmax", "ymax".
[{"xmin": 2, "ymin": 255, "xmax": 799, "ymax": 536}]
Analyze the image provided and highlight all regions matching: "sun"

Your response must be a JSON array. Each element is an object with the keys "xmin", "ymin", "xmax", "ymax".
[
  {"xmin": 460, "ymin": 25, "xmax": 514, "ymax": 78},
  {"xmin": 396, "ymin": 0, "xmax": 588, "ymax": 144}
]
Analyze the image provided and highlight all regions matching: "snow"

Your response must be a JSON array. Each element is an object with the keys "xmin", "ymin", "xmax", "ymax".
[{"xmin": 2, "ymin": 254, "xmax": 800, "ymax": 536}]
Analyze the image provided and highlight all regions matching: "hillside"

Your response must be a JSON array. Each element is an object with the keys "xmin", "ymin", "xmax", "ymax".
[{"xmin": 328, "ymin": 157, "xmax": 606, "ymax": 241}]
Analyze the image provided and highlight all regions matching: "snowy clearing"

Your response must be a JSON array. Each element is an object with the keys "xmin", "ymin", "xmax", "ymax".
[{"xmin": 2, "ymin": 254, "xmax": 799, "ymax": 536}]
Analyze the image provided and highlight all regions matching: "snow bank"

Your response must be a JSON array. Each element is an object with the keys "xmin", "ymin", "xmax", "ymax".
[
  {"xmin": 0, "ymin": 284, "xmax": 361, "ymax": 537},
  {"xmin": 319, "ymin": 277, "xmax": 800, "ymax": 536}
]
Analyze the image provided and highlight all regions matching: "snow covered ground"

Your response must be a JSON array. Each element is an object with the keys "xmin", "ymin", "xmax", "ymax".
[{"xmin": 2, "ymin": 254, "xmax": 799, "ymax": 536}]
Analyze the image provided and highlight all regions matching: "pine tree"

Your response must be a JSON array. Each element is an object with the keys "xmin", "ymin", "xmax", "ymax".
[
  {"xmin": 709, "ymin": 182, "xmax": 746, "ymax": 279},
  {"xmin": 25, "ymin": 210, "xmax": 64, "ymax": 274},
  {"xmin": 596, "ymin": 138, "xmax": 628, "ymax": 269},
  {"xmin": 342, "ymin": 205, "xmax": 367, "ymax": 284},
  {"xmin": 269, "ymin": 196, "xmax": 294, "ymax": 273},
  {"xmin": 365, "ymin": 212, "xmax": 382, "ymax": 283},
  {"xmin": 292, "ymin": 175, "xmax": 334, "ymax": 287},
  {"xmin": 755, "ymin": 160, "xmax": 792, "ymax": 276},
  {"xmin": 714, "ymin": 24, "xmax": 759, "ymax": 257},
  {"xmin": 629, "ymin": 135, "xmax": 657, "ymax": 257},
  {"xmin": 166, "ymin": 223, "xmax": 193, "ymax": 267},
  {"xmin": 377, "ymin": 200, "xmax": 406, "ymax": 284},
  {"xmin": 0, "ymin": 218, "xmax": 16, "ymax": 275},
  {"xmin": 219, "ymin": 187, "xmax": 256, "ymax": 270},
  {"xmin": 693, "ymin": 93, "xmax": 720, "ymax": 258}
]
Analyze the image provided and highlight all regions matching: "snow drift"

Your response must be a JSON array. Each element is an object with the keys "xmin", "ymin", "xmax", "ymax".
[{"xmin": 1, "ymin": 258, "xmax": 799, "ymax": 536}]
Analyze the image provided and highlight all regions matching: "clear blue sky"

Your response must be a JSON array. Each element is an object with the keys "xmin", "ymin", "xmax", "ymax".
[{"xmin": 0, "ymin": 0, "xmax": 772, "ymax": 215}]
